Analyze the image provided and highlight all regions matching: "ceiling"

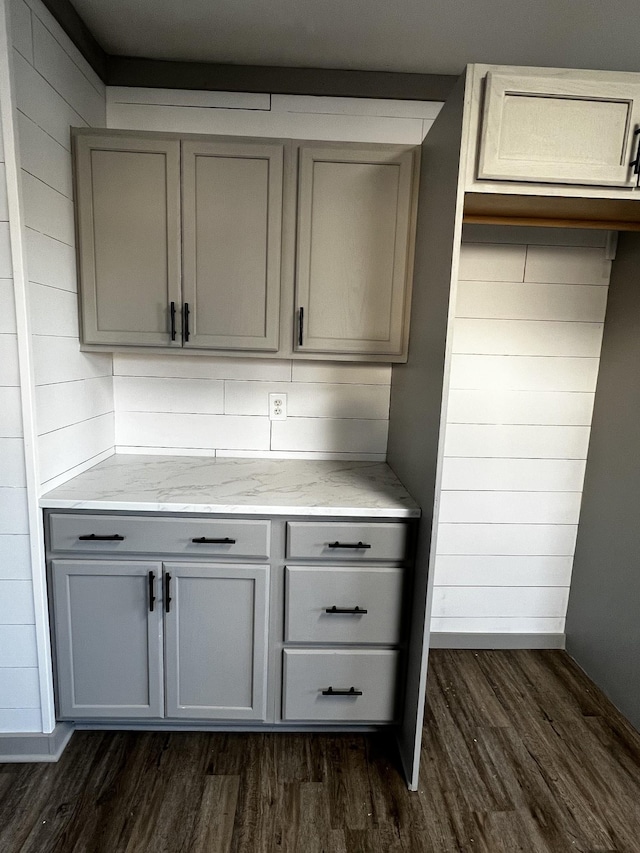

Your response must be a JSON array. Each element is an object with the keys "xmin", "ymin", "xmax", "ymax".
[{"xmin": 70, "ymin": 0, "xmax": 640, "ymax": 77}]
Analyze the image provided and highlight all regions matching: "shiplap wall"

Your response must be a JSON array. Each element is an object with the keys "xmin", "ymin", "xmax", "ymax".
[
  {"xmin": 12, "ymin": 0, "xmax": 113, "ymax": 491},
  {"xmin": 0, "ymin": 85, "xmax": 41, "ymax": 732},
  {"xmin": 432, "ymin": 227, "xmax": 612, "ymax": 636},
  {"xmin": 108, "ymin": 88, "xmax": 440, "ymax": 459}
]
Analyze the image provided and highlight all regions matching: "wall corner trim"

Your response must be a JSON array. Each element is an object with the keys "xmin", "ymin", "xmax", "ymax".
[{"xmin": 0, "ymin": 723, "xmax": 74, "ymax": 762}]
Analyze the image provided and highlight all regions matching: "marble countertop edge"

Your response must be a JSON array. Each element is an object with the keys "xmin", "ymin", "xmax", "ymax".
[{"xmin": 39, "ymin": 498, "xmax": 420, "ymax": 518}]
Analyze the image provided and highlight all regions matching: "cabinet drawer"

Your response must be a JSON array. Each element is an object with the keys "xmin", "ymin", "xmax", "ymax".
[
  {"xmin": 286, "ymin": 522, "xmax": 407, "ymax": 561},
  {"xmin": 282, "ymin": 649, "xmax": 398, "ymax": 722},
  {"xmin": 48, "ymin": 514, "xmax": 270, "ymax": 559},
  {"xmin": 285, "ymin": 566, "xmax": 403, "ymax": 644}
]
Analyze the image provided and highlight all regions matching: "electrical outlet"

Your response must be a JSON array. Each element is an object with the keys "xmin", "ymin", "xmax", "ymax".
[{"xmin": 269, "ymin": 392, "xmax": 287, "ymax": 420}]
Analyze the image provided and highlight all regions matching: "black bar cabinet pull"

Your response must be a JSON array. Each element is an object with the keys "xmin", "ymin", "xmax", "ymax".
[
  {"xmin": 170, "ymin": 301, "xmax": 176, "ymax": 341},
  {"xmin": 298, "ymin": 306, "xmax": 304, "ymax": 346},
  {"xmin": 327, "ymin": 541, "xmax": 371, "ymax": 550},
  {"xmin": 631, "ymin": 127, "xmax": 640, "ymax": 186},
  {"xmin": 78, "ymin": 533, "xmax": 125, "ymax": 541},
  {"xmin": 148, "ymin": 571, "xmax": 156, "ymax": 612},
  {"xmin": 183, "ymin": 302, "xmax": 190, "ymax": 342},
  {"xmin": 165, "ymin": 572, "xmax": 172, "ymax": 613},
  {"xmin": 321, "ymin": 686, "xmax": 363, "ymax": 697},
  {"xmin": 325, "ymin": 605, "xmax": 368, "ymax": 615},
  {"xmin": 191, "ymin": 537, "xmax": 237, "ymax": 544}
]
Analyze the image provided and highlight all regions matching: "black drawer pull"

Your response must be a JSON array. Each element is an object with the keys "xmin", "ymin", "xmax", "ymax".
[
  {"xmin": 327, "ymin": 541, "xmax": 371, "ymax": 550},
  {"xmin": 78, "ymin": 534, "xmax": 125, "ymax": 541},
  {"xmin": 148, "ymin": 571, "xmax": 156, "ymax": 612},
  {"xmin": 165, "ymin": 572, "xmax": 172, "ymax": 613},
  {"xmin": 191, "ymin": 537, "xmax": 237, "ymax": 545},
  {"xmin": 321, "ymin": 686, "xmax": 363, "ymax": 697},
  {"xmin": 325, "ymin": 606, "xmax": 368, "ymax": 615}
]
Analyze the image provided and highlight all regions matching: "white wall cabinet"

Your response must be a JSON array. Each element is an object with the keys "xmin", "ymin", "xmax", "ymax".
[
  {"xmin": 73, "ymin": 130, "xmax": 418, "ymax": 361},
  {"xmin": 294, "ymin": 145, "xmax": 416, "ymax": 356}
]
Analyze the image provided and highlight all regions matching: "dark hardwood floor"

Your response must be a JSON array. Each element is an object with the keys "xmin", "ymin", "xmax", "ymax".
[{"xmin": 2, "ymin": 650, "xmax": 640, "ymax": 852}]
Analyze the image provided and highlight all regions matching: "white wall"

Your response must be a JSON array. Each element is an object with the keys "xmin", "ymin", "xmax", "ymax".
[
  {"xmin": 107, "ymin": 87, "xmax": 440, "ymax": 459},
  {"xmin": 0, "ymin": 0, "xmax": 112, "ymax": 734},
  {"xmin": 0, "ymin": 86, "xmax": 41, "ymax": 732},
  {"xmin": 12, "ymin": 0, "xmax": 113, "ymax": 491},
  {"xmin": 431, "ymin": 227, "xmax": 612, "ymax": 636}
]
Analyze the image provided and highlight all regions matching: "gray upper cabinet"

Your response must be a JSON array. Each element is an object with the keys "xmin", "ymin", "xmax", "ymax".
[
  {"xmin": 181, "ymin": 141, "xmax": 284, "ymax": 351},
  {"xmin": 51, "ymin": 559, "xmax": 163, "ymax": 719},
  {"xmin": 74, "ymin": 132, "xmax": 181, "ymax": 346},
  {"xmin": 163, "ymin": 563, "xmax": 269, "ymax": 720},
  {"xmin": 477, "ymin": 69, "xmax": 640, "ymax": 188},
  {"xmin": 294, "ymin": 145, "xmax": 416, "ymax": 358}
]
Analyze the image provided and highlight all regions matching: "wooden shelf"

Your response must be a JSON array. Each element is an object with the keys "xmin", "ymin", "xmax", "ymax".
[{"xmin": 464, "ymin": 192, "xmax": 640, "ymax": 231}]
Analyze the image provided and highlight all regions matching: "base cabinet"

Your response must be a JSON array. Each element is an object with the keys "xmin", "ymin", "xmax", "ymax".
[
  {"xmin": 51, "ymin": 559, "xmax": 269, "ymax": 721},
  {"xmin": 47, "ymin": 512, "xmax": 413, "ymax": 729}
]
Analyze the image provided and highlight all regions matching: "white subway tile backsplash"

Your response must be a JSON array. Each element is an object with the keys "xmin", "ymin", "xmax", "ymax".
[
  {"xmin": 29, "ymin": 282, "xmax": 79, "ymax": 337},
  {"xmin": 271, "ymin": 417, "xmax": 388, "ymax": 454},
  {"xmin": 0, "ymin": 625, "xmax": 38, "ymax": 667},
  {"xmin": 33, "ymin": 336, "xmax": 111, "ymax": 385},
  {"xmin": 438, "ymin": 491, "xmax": 582, "ymax": 525},
  {"xmin": 0, "ymin": 667, "xmax": 40, "ymax": 708},
  {"xmin": 436, "ymin": 523, "xmax": 578, "ymax": 556},
  {"xmin": 440, "ymin": 457, "xmax": 587, "ymax": 492},
  {"xmin": 525, "ymin": 246, "xmax": 612, "ymax": 285},
  {"xmin": 433, "ymin": 555, "xmax": 573, "ymax": 587},
  {"xmin": 113, "ymin": 353, "xmax": 291, "ymax": 382},
  {"xmin": 455, "ymin": 281, "xmax": 609, "ymax": 322},
  {"xmin": 458, "ymin": 243, "xmax": 526, "ymax": 282},
  {"xmin": 444, "ymin": 424, "xmax": 591, "ymax": 459},
  {"xmin": 453, "ymin": 318, "xmax": 604, "ymax": 358},
  {"xmin": 115, "ymin": 376, "xmax": 224, "ymax": 415},
  {"xmin": 449, "ymin": 354, "xmax": 600, "ymax": 393},
  {"xmin": 224, "ymin": 380, "xmax": 390, "ymax": 419},
  {"xmin": 0, "ymin": 280, "xmax": 17, "ymax": 333},
  {"xmin": 0, "ymin": 579, "xmax": 34, "ymax": 623},
  {"xmin": 0, "ymin": 440, "xmax": 27, "ymax": 487},
  {"xmin": 36, "ymin": 376, "xmax": 113, "ymax": 435},
  {"xmin": 446, "ymin": 389, "xmax": 594, "ymax": 426},
  {"xmin": 25, "ymin": 228, "xmax": 76, "ymax": 291},
  {"xmin": 38, "ymin": 412, "xmax": 114, "ymax": 484},
  {"xmin": 0, "ymin": 535, "xmax": 32, "ymax": 579},
  {"xmin": 291, "ymin": 362, "xmax": 392, "ymax": 385},
  {"xmin": 431, "ymin": 586, "xmax": 570, "ymax": 619},
  {"xmin": 116, "ymin": 411, "xmax": 270, "ymax": 452}
]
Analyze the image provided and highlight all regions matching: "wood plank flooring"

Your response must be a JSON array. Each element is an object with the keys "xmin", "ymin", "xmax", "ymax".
[{"xmin": 2, "ymin": 650, "xmax": 640, "ymax": 852}]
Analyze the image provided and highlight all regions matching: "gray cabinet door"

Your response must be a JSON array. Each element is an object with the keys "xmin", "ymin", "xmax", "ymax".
[
  {"xmin": 74, "ymin": 131, "xmax": 181, "ymax": 346},
  {"xmin": 164, "ymin": 563, "xmax": 269, "ymax": 720},
  {"xmin": 295, "ymin": 145, "xmax": 415, "ymax": 356},
  {"xmin": 51, "ymin": 560, "xmax": 163, "ymax": 718},
  {"xmin": 182, "ymin": 140, "xmax": 284, "ymax": 351}
]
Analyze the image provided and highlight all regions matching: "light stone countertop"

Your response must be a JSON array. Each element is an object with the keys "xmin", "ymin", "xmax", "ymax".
[{"xmin": 40, "ymin": 455, "xmax": 420, "ymax": 518}]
